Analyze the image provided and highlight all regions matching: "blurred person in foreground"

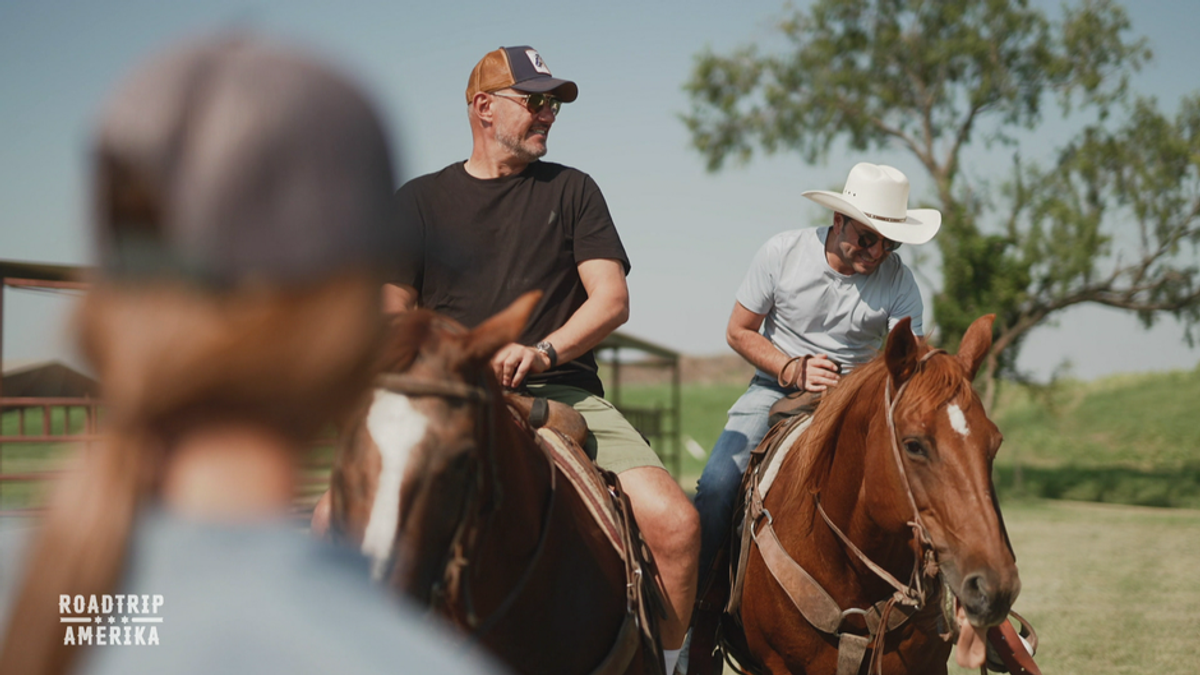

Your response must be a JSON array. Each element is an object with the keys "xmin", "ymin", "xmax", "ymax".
[{"xmin": 0, "ymin": 35, "xmax": 501, "ymax": 675}]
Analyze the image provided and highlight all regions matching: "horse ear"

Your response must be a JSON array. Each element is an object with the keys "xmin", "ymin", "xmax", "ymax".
[
  {"xmin": 956, "ymin": 314, "xmax": 995, "ymax": 380},
  {"xmin": 464, "ymin": 291, "xmax": 544, "ymax": 364},
  {"xmin": 884, "ymin": 317, "xmax": 920, "ymax": 388}
]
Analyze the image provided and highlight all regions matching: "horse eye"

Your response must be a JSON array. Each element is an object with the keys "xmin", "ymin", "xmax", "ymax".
[{"xmin": 903, "ymin": 439, "xmax": 928, "ymax": 458}]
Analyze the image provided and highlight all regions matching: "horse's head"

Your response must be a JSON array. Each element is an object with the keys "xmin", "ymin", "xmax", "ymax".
[
  {"xmin": 330, "ymin": 291, "xmax": 541, "ymax": 603},
  {"xmin": 876, "ymin": 314, "xmax": 1019, "ymax": 629}
]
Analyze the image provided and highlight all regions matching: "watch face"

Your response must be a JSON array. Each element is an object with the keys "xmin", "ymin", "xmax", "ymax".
[{"xmin": 535, "ymin": 341, "xmax": 556, "ymax": 367}]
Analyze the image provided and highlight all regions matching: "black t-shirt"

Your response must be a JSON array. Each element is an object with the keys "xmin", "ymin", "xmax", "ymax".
[{"xmin": 393, "ymin": 160, "xmax": 630, "ymax": 396}]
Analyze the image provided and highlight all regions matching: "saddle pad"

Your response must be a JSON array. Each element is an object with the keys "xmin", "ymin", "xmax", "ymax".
[
  {"xmin": 757, "ymin": 416, "xmax": 814, "ymax": 498},
  {"xmin": 535, "ymin": 427, "xmax": 625, "ymax": 557}
]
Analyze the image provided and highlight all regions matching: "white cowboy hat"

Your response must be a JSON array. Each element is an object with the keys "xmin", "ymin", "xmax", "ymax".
[{"xmin": 801, "ymin": 162, "xmax": 941, "ymax": 245}]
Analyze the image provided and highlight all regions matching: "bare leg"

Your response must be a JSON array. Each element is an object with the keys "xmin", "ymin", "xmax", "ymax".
[{"xmin": 618, "ymin": 465, "xmax": 700, "ymax": 650}]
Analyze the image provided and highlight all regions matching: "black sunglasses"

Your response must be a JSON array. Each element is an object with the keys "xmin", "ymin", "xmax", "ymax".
[
  {"xmin": 846, "ymin": 219, "xmax": 901, "ymax": 252},
  {"xmin": 491, "ymin": 92, "xmax": 563, "ymax": 116}
]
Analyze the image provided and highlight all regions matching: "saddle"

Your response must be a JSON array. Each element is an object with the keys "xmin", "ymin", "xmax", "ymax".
[
  {"xmin": 505, "ymin": 392, "xmax": 590, "ymax": 451},
  {"xmin": 766, "ymin": 390, "xmax": 823, "ymax": 429},
  {"xmin": 687, "ymin": 410, "xmax": 817, "ymax": 675},
  {"xmin": 506, "ymin": 401, "xmax": 668, "ymax": 675}
]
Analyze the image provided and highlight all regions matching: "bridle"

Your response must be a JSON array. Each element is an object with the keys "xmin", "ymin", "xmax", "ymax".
[
  {"xmin": 811, "ymin": 348, "xmax": 1011, "ymax": 674},
  {"xmin": 814, "ymin": 349, "xmax": 945, "ymax": 612},
  {"xmin": 758, "ymin": 349, "xmax": 970, "ymax": 675},
  {"xmin": 742, "ymin": 351, "xmax": 951, "ymax": 673},
  {"xmin": 374, "ymin": 372, "xmax": 558, "ymax": 642},
  {"xmin": 738, "ymin": 347, "xmax": 1022, "ymax": 675},
  {"xmin": 377, "ymin": 373, "xmax": 490, "ymax": 403}
]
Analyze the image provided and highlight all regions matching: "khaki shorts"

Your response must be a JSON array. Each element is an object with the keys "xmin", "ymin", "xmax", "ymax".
[{"xmin": 524, "ymin": 382, "xmax": 665, "ymax": 474}]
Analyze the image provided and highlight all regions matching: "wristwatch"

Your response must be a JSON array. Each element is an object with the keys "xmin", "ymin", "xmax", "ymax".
[{"xmin": 535, "ymin": 340, "xmax": 558, "ymax": 368}]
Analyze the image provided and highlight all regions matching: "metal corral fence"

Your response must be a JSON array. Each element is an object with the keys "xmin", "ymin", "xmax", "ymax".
[
  {"xmin": 595, "ymin": 332, "xmax": 682, "ymax": 478},
  {"xmin": 0, "ymin": 397, "xmax": 333, "ymax": 520},
  {"xmin": 0, "ymin": 397, "xmax": 683, "ymax": 521},
  {"xmin": 0, "ymin": 397, "xmax": 100, "ymax": 517}
]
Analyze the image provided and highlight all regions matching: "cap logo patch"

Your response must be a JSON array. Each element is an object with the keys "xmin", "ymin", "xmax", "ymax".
[{"xmin": 525, "ymin": 49, "xmax": 551, "ymax": 75}]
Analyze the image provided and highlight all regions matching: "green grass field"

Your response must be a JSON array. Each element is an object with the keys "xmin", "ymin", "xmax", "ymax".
[{"xmin": 952, "ymin": 499, "xmax": 1200, "ymax": 674}]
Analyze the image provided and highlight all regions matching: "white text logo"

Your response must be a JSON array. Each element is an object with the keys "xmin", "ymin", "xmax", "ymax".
[{"xmin": 60, "ymin": 594, "xmax": 164, "ymax": 646}]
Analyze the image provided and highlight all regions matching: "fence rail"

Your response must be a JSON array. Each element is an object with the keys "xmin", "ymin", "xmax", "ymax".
[
  {"xmin": 0, "ymin": 397, "xmax": 100, "ymax": 518},
  {"xmin": 0, "ymin": 395, "xmax": 680, "ymax": 519},
  {"xmin": 0, "ymin": 397, "xmax": 332, "ymax": 518}
]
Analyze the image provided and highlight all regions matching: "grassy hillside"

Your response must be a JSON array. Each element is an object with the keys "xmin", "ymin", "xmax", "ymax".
[
  {"xmin": 618, "ymin": 365, "xmax": 1200, "ymax": 507},
  {"xmin": 990, "ymin": 368, "xmax": 1200, "ymax": 507}
]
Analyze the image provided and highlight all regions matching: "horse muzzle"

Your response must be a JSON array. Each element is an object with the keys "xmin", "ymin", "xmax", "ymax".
[{"xmin": 950, "ymin": 565, "xmax": 1021, "ymax": 628}]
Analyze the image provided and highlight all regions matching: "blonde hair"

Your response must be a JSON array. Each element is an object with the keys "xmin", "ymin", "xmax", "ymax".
[{"xmin": 0, "ymin": 274, "xmax": 381, "ymax": 675}]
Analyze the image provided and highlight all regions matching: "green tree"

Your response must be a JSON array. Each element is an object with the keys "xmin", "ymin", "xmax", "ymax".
[{"xmin": 683, "ymin": 0, "xmax": 1200, "ymax": 408}]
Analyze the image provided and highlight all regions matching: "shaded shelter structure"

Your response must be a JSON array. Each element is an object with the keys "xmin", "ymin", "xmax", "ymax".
[
  {"xmin": 595, "ymin": 331, "xmax": 682, "ymax": 477},
  {"xmin": 0, "ymin": 260, "xmax": 90, "ymax": 402},
  {"xmin": 2, "ymin": 361, "xmax": 99, "ymax": 400},
  {"xmin": 0, "ymin": 260, "xmax": 96, "ymax": 516}
]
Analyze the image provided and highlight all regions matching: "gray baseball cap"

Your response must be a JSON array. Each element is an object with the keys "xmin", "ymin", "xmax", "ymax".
[{"xmin": 92, "ymin": 35, "xmax": 400, "ymax": 286}]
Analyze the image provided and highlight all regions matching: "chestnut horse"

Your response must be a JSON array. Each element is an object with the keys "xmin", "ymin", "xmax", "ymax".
[
  {"xmin": 326, "ymin": 293, "xmax": 664, "ymax": 675},
  {"xmin": 725, "ymin": 314, "xmax": 1020, "ymax": 674}
]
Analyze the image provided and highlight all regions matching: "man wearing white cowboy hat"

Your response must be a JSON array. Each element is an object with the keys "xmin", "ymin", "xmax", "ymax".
[{"xmin": 683, "ymin": 162, "xmax": 940, "ymax": 673}]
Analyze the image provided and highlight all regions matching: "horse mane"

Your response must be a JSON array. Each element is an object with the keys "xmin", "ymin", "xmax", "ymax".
[{"xmin": 790, "ymin": 344, "xmax": 975, "ymax": 493}]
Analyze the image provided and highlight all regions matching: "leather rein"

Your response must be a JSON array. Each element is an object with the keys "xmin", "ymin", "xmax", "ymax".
[
  {"xmin": 827, "ymin": 349, "xmax": 947, "ymax": 606},
  {"xmin": 746, "ymin": 349, "xmax": 952, "ymax": 675},
  {"xmin": 374, "ymin": 373, "xmax": 558, "ymax": 643}
]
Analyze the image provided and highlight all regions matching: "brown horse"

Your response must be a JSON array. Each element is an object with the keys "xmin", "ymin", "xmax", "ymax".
[
  {"xmin": 726, "ymin": 314, "xmax": 1020, "ymax": 674},
  {"xmin": 325, "ymin": 292, "xmax": 664, "ymax": 675}
]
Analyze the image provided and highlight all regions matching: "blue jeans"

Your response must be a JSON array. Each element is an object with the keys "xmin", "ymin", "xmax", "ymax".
[{"xmin": 693, "ymin": 375, "xmax": 788, "ymax": 583}]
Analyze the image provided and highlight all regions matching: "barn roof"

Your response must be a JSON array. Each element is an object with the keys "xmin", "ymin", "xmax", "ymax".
[{"xmin": 2, "ymin": 360, "xmax": 99, "ymax": 399}]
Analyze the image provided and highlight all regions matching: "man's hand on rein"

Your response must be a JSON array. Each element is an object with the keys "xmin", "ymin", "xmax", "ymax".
[{"xmin": 492, "ymin": 343, "xmax": 551, "ymax": 389}]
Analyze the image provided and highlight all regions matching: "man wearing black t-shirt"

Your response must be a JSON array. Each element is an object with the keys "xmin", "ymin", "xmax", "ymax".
[{"xmin": 388, "ymin": 46, "xmax": 699, "ymax": 674}]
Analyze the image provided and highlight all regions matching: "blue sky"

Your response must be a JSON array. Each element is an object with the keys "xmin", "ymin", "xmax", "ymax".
[{"xmin": 1, "ymin": 0, "xmax": 1197, "ymax": 380}]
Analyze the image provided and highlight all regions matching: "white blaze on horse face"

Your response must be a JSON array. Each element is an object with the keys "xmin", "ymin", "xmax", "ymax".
[
  {"xmin": 361, "ymin": 389, "xmax": 428, "ymax": 581},
  {"xmin": 947, "ymin": 403, "xmax": 971, "ymax": 438}
]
